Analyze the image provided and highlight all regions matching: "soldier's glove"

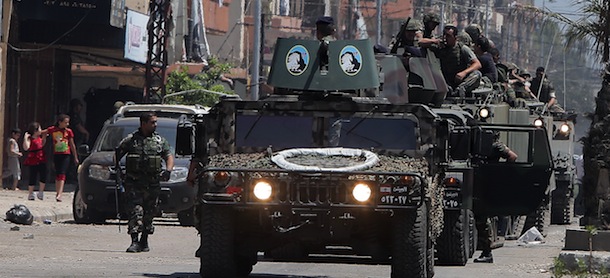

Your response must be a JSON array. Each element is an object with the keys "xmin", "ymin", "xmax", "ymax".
[{"xmin": 160, "ymin": 170, "xmax": 172, "ymax": 182}]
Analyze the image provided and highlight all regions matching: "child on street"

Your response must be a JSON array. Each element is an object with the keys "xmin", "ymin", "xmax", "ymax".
[
  {"xmin": 3, "ymin": 128, "xmax": 22, "ymax": 191},
  {"xmin": 23, "ymin": 122, "xmax": 47, "ymax": 200}
]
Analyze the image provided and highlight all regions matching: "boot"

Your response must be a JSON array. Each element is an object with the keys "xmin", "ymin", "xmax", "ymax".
[
  {"xmin": 139, "ymin": 232, "xmax": 150, "ymax": 252},
  {"xmin": 126, "ymin": 233, "xmax": 141, "ymax": 253},
  {"xmin": 473, "ymin": 251, "xmax": 493, "ymax": 263}
]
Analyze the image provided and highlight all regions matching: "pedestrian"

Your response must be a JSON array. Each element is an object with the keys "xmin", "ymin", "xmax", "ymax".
[
  {"xmin": 474, "ymin": 131, "xmax": 517, "ymax": 263},
  {"xmin": 67, "ymin": 98, "xmax": 89, "ymax": 184},
  {"xmin": 115, "ymin": 112, "xmax": 174, "ymax": 253},
  {"xmin": 23, "ymin": 122, "xmax": 48, "ymax": 200},
  {"xmin": 46, "ymin": 114, "xmax": 79, "ymax": 202},
  {"xmin": 68, "ymin": 98, "xmax": 89, "ymax": 147},
  {"xmin": 3, "ymin": 128, "xmax": 23, "ymax": 191}
]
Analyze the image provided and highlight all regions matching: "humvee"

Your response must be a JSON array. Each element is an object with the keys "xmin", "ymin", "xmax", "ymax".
[{"xmin": 181, "ymin": 38, "xmax": 448, "ymax": 278}]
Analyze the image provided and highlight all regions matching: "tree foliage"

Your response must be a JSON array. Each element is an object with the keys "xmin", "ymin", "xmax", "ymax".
[{"xmin": 164, "ymin": 57, "xmax": 235, "ymax": 107}]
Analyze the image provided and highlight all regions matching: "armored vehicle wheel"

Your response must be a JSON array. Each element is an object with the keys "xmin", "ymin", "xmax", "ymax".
[
  {"xmin": 72, "ymin": 186, "xmax": 105, "ymax": 224},
  {"xmin": 551, "ymin": 181, "xmax": 574, "ymax": 224},
  {"xmin": 436, "ymin": 209, "xmax": 469, "ymax": 266},
  {"xmin": 468, "ymin": 210, "xmax": 476, "ymax": 258},
  {"xmin": 391, "ymin": 205, "xmax": 428, "ymax": 278},
  {"xmin": 177, "ymin": 206, "xmax": 195, "ymax": 226},
  {"xmin": 523, "ymin": 197, "xmax": 551, "ymax": 237},
  {"xmin": 199, "ymin": 206, "xmax": 238, "ymax": 278}
]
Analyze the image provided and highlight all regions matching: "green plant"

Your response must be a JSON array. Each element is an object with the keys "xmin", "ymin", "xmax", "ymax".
[
  {"xmin": 553, "ymin": 257, "xmax": 567, "ymax": 278},
  {"xmin": 164, "ymin": 57, "xmax": 235, "ymax": 106},
  {"xmin": 586, "ymin": 225, "xmax": 599, "ymax": 274}
]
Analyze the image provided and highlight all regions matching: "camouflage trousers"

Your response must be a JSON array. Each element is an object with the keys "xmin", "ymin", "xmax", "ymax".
[
  {"xmin": 453, "ymin": 70, "xmax": 482, "ymax": 97},
  {"xmin": 124, "ymin": 184, "xmax": 161, "ymax": 235},
  {"xmin": 475, "ymin": 213, "xmax": 493, "ymax": 253}
]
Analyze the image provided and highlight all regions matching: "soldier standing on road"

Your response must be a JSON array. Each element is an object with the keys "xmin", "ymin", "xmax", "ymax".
[
  {"xmin": 474, "ymin": 132, "xmax": 518, "ymax": 263},
  {"xmin": 115, "ymin": 112, "xmax": 174, "ymax": 253}
]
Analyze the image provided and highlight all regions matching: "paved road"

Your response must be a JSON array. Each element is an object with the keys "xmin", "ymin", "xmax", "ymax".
[{"xmin": 0, "ymin": 216, "xmax": 574, "ymax": 278}]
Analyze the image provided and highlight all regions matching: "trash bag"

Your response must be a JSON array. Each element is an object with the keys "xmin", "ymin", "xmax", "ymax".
[{"xmin": 5, "ymin": 204, "xmax": 33, "ymax": 225}]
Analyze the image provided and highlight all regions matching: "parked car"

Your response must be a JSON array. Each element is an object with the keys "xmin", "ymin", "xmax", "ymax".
[{"xmin": 73, "ymin": 104, "xmax": 208, "ymax": 226}]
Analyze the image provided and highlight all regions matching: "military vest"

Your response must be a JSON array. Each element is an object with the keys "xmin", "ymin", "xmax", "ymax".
[{"xmin": 124, "ymin": 131, "xmax": 166, "ymax": 177}]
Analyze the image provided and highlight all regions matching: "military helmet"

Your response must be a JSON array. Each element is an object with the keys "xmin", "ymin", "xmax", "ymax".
[
  {"xmin": 465, "ymin": 24, "xmax": 482, "ymax": 40},
  {"xmin": 457, "ymin": 31, "xmax": 472, "ymax": 45},
  {"xmin": 405, "ymin": 20, "xmax": 422, "ymax": 31},
  {"xmin": 423, "ymin": 13, "xmax": 440, "ymax": 24}
]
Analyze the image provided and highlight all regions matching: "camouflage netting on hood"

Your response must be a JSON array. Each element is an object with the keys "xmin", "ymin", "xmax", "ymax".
[{"xmin": 208, "ymin": 152, "xmax": 430, "ymax": 175}]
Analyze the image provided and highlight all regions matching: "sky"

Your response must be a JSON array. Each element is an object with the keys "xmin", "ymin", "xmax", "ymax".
[{"xmin": 534, "ymin": 0, "xmax": 585, "ymax": 21}]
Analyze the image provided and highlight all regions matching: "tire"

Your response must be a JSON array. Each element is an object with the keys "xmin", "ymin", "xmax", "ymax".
[
  {"xmin": 72, "ymin": 186, "xmax": 104, "ymax": 224},
  {"xmin": 177, "ymin": 206, "xmax": 195, "ymax": 226},
  {"xmin": 391, "ymin": 205, "xmax": 428, "ymax": 278},
  {"xmin": 199, "ymin": 206, "xmax": 238, "ymax": 278},
  {"xmin": 436, "ymin": 209, "xmax": 468, "ymax": 266},
  {"xmin": 523, "ymin": 197, "xmax": 551, "ymax": 237},
  {"xmin": 468, "ymin": 209, "xmax": 476, "ymax": 258},
  {"xmin": 551, "ymin": 181, "xmax": 573, "ymax": 224}
]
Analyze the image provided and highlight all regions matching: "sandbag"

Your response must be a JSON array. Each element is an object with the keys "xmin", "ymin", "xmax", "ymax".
[{"xmin": 5, "ymin": 204, "xmax": 33, "ymax": 225}]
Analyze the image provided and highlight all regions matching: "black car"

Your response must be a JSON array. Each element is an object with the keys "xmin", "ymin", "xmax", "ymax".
[{"xmin": 73, "ymin": 108, "xmax": 204, "ymax": 226}]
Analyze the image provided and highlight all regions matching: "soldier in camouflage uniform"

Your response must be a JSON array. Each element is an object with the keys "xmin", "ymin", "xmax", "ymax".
[
  {"xmin": 474, "ymin": 132, "xmax": 517, "ymax": 263},
  {"xmin": 115, "ymin": 112, "xmax": 174, "ymax": 253},
  {"xmin": 315, "ymin": 16, "xmax": 336, "ymax": 70}
]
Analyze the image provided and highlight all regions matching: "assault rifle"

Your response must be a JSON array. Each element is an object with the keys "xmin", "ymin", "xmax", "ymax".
[
  {"xmin": 389, "ymin": 17, "xmax": 411, "ymax": 54},
  {"xmin": 113, "ymin": 148, "xmax": 125, "ymax": 233}
]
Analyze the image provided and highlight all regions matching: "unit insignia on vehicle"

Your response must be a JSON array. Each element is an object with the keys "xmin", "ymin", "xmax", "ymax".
[
  {"xmin": 339, "ymin": 45, "xmax": 362, "ymax": 76},
  {"xmin": 286, "ymin": 45, "xmax": 309, "ymax": 75}
]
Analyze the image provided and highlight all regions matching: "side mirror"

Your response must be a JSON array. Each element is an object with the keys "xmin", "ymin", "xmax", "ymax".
[
  {"xmin": 77, "ymin": 144, "xmax": 90, "ymax": 157},
  {"xmin": 176, "ymin": 114, "xmax": 195, "ymax": 156}
]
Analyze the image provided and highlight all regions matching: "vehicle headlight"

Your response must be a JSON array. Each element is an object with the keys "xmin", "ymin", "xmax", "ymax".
[
  {"xmin": 253, "ymin": 181, "xmax": 273, "ymax": 200},
  {"xmin": 352, "ymin": 183, "xmax": 372, "ymax": 202},
  {"xmin": 559, "ymin": 122, "xmax": 570, "ymax": 134},
  {"xmin": 478, "ymin": 107, "xmax": 491, "ymax": 120},
  {"xmin": 167, "ymin": 167, "xmax": 188, "ymax": 182},
  {"xmin": 533, "ymin": 117, "xmax": 544, "ymax": 127},
  {"xmin": 88, "ymin": 164, "xmax": 111, "ymax": 181}
]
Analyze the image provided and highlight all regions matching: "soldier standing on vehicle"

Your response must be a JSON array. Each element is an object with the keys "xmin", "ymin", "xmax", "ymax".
[
  {"xmin": 531, "ymin": 66, "xmax": 564, "ymax": 112},
  {"xmin": 115, "ymin": 112, "xmax": 174, "ymax": 253},
  {"xmin": 474, "ymin": 132, "xmax": 517, "ymax": 263},
  {"xmin": 422, "ymin": 13, "xmax": 440, "ymax": 39},
  {"xmin": 315, "ymin": 16, "xmax": 336, "ymax": 70}
]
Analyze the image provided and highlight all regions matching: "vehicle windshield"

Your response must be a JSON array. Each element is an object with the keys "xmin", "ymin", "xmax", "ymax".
[
  {"xmin": 329, "ymin": 117, "xmax": 417, "ymax": 149},
  {"xmin": 235, "ymin": 114, "xmax": 417, "ymax": 150},
  {"xmin": 236, "ymin": 115, "xmax": 314, "ymax": 149},
  {"xmin": 96, "ymin": 125, "xmax": 177, "ymax": 154}
]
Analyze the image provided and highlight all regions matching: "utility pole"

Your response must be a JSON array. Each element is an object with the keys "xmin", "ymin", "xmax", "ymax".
[
  {"xmin": 540, "ymin": 0, "xmax": 545, "ymax": 66},
  {"xmin": 376, "ymin": 0, "xmax": 382, "ymax": 45},
  {"xmin": 251, "ymin": 0, "xmax": 261, "ymax": 100},
  {"xmin": 145, "ymin": 0, "xmax": 171, "ymax": 103},
  {"xmin": 485, "ymin": 0, "xmax": 489, "ymax": 37}
]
